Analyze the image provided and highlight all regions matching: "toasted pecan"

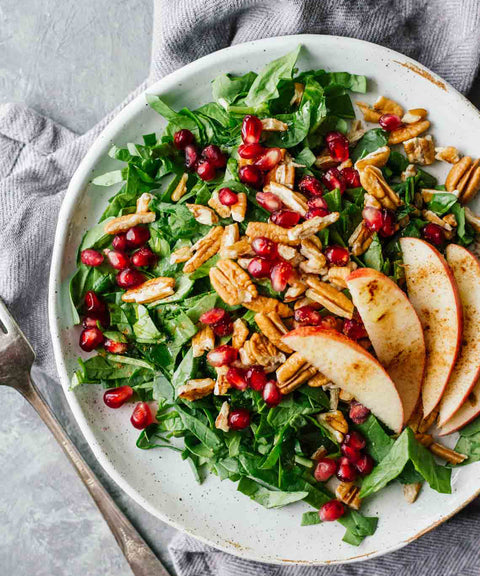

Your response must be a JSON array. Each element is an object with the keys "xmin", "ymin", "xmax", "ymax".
[
  {"xmin": 183, "ymin": 226, "xmax": 223, "ymax": 273},
  {"xmin": 121, "ymin": 277, "xmax": 175, "ymax": 304},
  {"xmin": 178, "ymin": 378, "xmax": 215, "ymax": 401}
]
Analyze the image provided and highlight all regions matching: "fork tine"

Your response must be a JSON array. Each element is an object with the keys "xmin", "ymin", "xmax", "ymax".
[
  {"xmin": 0, "ymin": 297, "xmax": 35, "ymax": 363},
  {"xmin": 0, "ymin": 297, "xmax": 15, "ymax": 334}
]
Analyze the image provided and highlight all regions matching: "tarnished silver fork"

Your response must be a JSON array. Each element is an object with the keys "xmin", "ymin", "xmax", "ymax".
[{"xmin": 0, "ymin": 298, "xmax": 170, "ymax": 576}]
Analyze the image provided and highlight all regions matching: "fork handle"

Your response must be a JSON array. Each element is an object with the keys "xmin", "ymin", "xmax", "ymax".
[{"xmin": 20, "ymin": 375, "xmax": 171, "ymax": 576}]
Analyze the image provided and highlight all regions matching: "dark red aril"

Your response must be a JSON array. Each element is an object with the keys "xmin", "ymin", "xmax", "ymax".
[
  {"xmin": 379, "ymin": 209, "xmax": 396, "ymax": 238},
  {"xmin": 254, "ymin": 147, "xmax": 283, "ymax": 171},
  {"xmin": 319, "ymin": 500, "xmax": 345, "ymax": 522},
  {"xmin": 355, "ymin": 454, "xmax": 374, "ymax": 476},
  {"xmin": 251, "ymin": 236, "xmax": 278, "ymax": 259},
  {"xmin": 125, "ymin": 226, "xmax": 150, "ymax": 249},
  {"xmin": 345, "ymin": 430, "xmax": 367, "ymax": 451},
  {"xmin": 202, "ymin": 144, "xmax": 226, "ymax": 168},
  {"xmin": 294, "ymin": 305, "xmax": 322, "ymax": 326},
  {"xmin": 248, "ymin": 257, "xmax": 274, "ymax": 279},
  {"xmin": 84, "ymin": 290, "xmax": 105, "ymax": 315},
  {"xmin": 270, "ymin": 210, "xmax": 300, "ymax": 228},
  {"xmin": 336, "ymin": 458, "xmax": 358, "ymax": 482},
  {"xmin": 200, "ymin": 307, "xmax": 229, "ymax": 326},
  {"xmin": 130, "ymin": 402, "xmax": 154, "ymax": 430},
  {"xmin": 307, "ymin": 196, "xmax": 328, "ymax": 210},
  {"xmin": 341, "ymin": 443, "xmax": 362, "ymax": 463},
  {"xmin": 322, "ymin": 167, "xmax": 346, "ymax": 194},
  {"xmin": 325, "ymin": 131, "xmax": 350, "ymax": 162},
  {"xmin": 343, "ymin": 318, "xmax": 368, "ymax": 340},
  {"xmin": 349, "ymin": 400, "xmax": 371, "ymax": 424},
  {"xmin": 246, "ymin": 366, "xmax": 267, "ymax": 391},
  {"xmin": 238, "ymin": 165, "xmax": 263, "ymax": 189},
  {"xmin": 341, "ymin": 167, "xmax": 361, "ymax": 188},
  {"xmin": 131, "ymin": 247, "xmax": 157, "ymax": 268},
  {"xmin": 184, "ymin": 144, "xmax": 199, "ymax": 170},
  {"xmin": 82, "ymin": 316, "xmax": 99, "ymax": 329},
  {"xmin": 379, "ymin": 113, "xmax": 403, "ymax": 132},
  {"xmin": 103, "ymin": 385, "xmax": 133, "ymax": 409},
  {"xmin": 112, "ymin": 233, "xmax": 128, "ymax": 252},
  {"xmin": 305, "ymin": 207, "xmax": 329, "ymax": 220},
  {"xmin": 226, "ymin": 367, "xmax": 248, "ymax": 390},
  {"xmin": 320, "ymin": 315, "xmax": 343, "ymax": 331},
  {"xmin": 325, "ymin": 245, "xmax": 350, "ymax": 266},
  {"xmin": 196, "ymin": 160, "xmax": 216, "ymax": 181},
  {"xmin": 79, "ymin": 327, "xmax": 104, "ymax": 352},
  {"xmin": 207, "ymin": 345, "xmax": 238, "ymax": 367},
  {"xmin": 422, "ymin": 222, "xmax": 445, "ymax": 246},
  {"xmin": 81, "ymin": 249, "xmax": 104, "ymax": 267},
  {"xmin": 262, "ymin": 381, "xmax": 282, "ymax": 406},
  {"xmin": 362, "ymin": 206, "xmax": 383, "ymax": 232},
  {"xmin": 299, "ymin": 175, "xmax": 323, "ymax": 197},
  {"xmin": 104, "ymin": 249, "xmax": 130, "ymax": 270},
  {"xmin": 104, "ymin": 339, "xmax": 128, "ymax": 354},
  {"xmin": 173, "ymin": 129, "xmax": 194, "ymax": 150},
  {"xmin": 238, "ymin": 143, "xmax": 265, "ymax": 159},
  {"xmin": 228, "ymin": 408, "xmax": 251, "ymax": 430},
  {"xmin": 116, "ymin": 268, "xmax": 145, "ymax": 289},
  {"xmin": 256, "ymin": 191, "xmax": 284, "ymax": 213},
  {"xmin": 212, "ymin": 320, "xmax": 234, "ymax": 337},
  {"xmin": 241, "ymin": 115, "xmax": 263, "ymax": 144},
  {"xmin": 218, "ymin": 187, "xmax": 238, "ymax": 206},
  {"xmin": 314, "ymin": 458, "xmax": 338, "ymax": 482},
  {"xmin": 270, "ymin": 261, "xmax": 293, "ymax": 292}
]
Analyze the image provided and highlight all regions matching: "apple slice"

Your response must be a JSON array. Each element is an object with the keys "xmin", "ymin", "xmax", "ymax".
[
  {"xmin": 346, "ymin": 268, "xmax": 425, "ymax": 423},
  {"xmin": 439, "ymin": 378, "xmax": 480, "ymax": 435},
  {"xmin": 282, "ymin": 327, "xmax": 404, "ymax": 432},
  {"xmin": 400, "ymin": 238, "xmax": 462, "ymax": 417},
  {"xmin": 437, "ymin": 245, "xmax": 480, "ymax": 426}
]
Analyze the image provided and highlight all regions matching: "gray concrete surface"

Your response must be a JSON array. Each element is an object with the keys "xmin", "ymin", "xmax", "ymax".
[{"xmin": 1, "ymin": 1, "xmax": 480, "ymax": 575}]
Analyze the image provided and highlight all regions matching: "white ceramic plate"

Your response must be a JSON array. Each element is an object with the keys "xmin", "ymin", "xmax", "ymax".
[{"xmin": 49, "ymin": 35, "xmax": 480, "ymax": 564}]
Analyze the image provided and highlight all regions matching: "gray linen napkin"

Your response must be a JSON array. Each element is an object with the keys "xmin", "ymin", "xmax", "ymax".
[{"xmin": 1, "ymin": 1, "xmax": 480, "ymax": 574}]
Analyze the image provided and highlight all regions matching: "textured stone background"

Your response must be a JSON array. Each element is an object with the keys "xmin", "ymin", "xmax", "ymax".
[{"xmin": 1, "ymin": 1, "xmax": 480, "ymax": 575}]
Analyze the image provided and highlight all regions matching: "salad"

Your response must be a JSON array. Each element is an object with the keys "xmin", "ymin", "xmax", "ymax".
[{"xmin": 70, "ymin": 46, "xmax": 480, "ymax": 546}]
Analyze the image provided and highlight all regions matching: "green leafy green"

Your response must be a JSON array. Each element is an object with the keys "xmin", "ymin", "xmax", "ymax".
[{"xmin": 351, "ymin": 128, "xmax": 389, "ymax": 162}]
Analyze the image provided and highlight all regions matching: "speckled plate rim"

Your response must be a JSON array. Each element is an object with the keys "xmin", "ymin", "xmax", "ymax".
[{"xmin": 48, "ymin": 34, "xmax": 480, "ymax": 565}]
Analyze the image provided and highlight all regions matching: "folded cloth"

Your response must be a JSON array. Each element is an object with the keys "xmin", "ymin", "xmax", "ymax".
[{"xmin": 1, "ymin": 1, "xmax": 480, "ymax": 575}]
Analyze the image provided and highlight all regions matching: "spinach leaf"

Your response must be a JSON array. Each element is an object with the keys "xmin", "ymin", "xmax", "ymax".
[
  {"xmin": 427, "ymin": 193, "xmax": 458, "ymax": 215},
  {"xmin": 146, "ymin": 94, "xmax": 202, "ymax": 141},
  {"xmin": 341, "ymin": 511, "xmax": 378, "ymax": 546},
  {"xmin": 362, "ymin": 234, "xmax": 384, "ymax": 271},
  {"xmin": 133, "ymin": 305, "xmax": 164, "ymax": 343},
  {"xmin": 152, "ymin": 371, "xmax": 174, "ymax": 403},
  {"xmin": 356, "ymin": 415, "xmax": 394, "ymax": 462},
  {"xmin": 172, "ymin": 348, "xmax": 197, "ymax": 391},
  {"xmin": 301, "ymin": 511, "xmax": 321, "ymax": 526},
  {"xmin": 351, "ymin": 128, "xmax": 389, "ymax": 162},
  {"xmin": 92, "ymin": 170, "xmax": 124, "ymax": 186},
  {"xmin": 294, "ymin": 147, "xmax": 316, "ymax": 167},
  {"xmin": 212, "ymin": 71, "xmax": 258, "ymax": 105},
  {"xmin": 237, "ymin": 477, "xmax": 308, "ymax": 509},
  {"xmin": 176, "ymin": 406, "xmax": 224, "ymax": 452},
  {"xmin": 454, "ymin": 415, "xmax": 480, "ymax": 464}
]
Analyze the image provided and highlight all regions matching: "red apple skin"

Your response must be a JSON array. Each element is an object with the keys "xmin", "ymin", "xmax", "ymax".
[
  {"xmin": 282, "ymin": 327, "xmax": 404, "ymax": 433},
  {"xmin": 400, "ymin": 237, "xmax": 463, "ymax": 417},
  {"xmin": 439, "ymin": 385, "xmax": 480, "ymax": 435}
]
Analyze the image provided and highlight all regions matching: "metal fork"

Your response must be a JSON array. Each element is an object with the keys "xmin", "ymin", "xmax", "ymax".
[{"xmin": 0, "ymin": 298, "xmax": 170, "ymax": 576}]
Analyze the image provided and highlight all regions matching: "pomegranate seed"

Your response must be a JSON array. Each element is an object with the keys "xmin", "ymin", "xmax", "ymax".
[
  {"xmin": 379, "ymin": 113, "xmax": 403, "ymax": 132},
  {"xmin": 325, "ymin": 245, "xmax": 350, "ymax": 266},
  {"xmin": 238, "ymin": 143, "xmax": 265, "ymax": 159},
  {"xmin": 349, "ymin": 400, "xmax": 371, "ymax": 424},
  {"xmin": 263, "ymin": 381, "xmax": 282, "ymax": 406},
  {"xmin": 251, "ymin": 237, "xmax": 278, "ymax": 259},
  {"xmin": 319, "ymin": 500, "xmax": 345, "ymax": 522},
  {"xmin": 254, "ymin": 147, "xmax": 283, "ymax": 171},
  {"xmin": 207, "ymin": 345, "xmax": 238, "ymax": 367},
  {"xmin": 341, "ymin": 443, "xmax": 362, "ymax": 463},
  {"xmin": 79, "ymin": 327, "xmax": 104, "ymax": 352},
  {"xmin": 82, "ymin": 316, "xmax": 99, "ymax": 328},
  {"xmin": 84, "ymin": 291, "xmax": 105, "ymax": 315},
  {"xmin": 355, "ymin": 454, "xmax": 374, "ymax": 476},
  {"xmin": 294, "ymin": 306, "xmax": 322, "ymax": 326},
  {"xmin": 226, "ymin": 367, "xmax": 248, "ymax": 390},
  {"xmin": 305, "ymin": 207, "xmax": 329, "ymax": 219},
  {"xmin": 239, "ymin": 165, "xmax": 263, "ymax": 189},
  {"xmin": 379, "ymin": 209, "xmax": 396, "ymax": 237},
  {"xmin": 248, "ymin": 257, "xmax": 273, "ymax": 279},
  {"xmin": 422, "ymin": 222, "xmax": 445, "ymax": 246},
  {"xmin": 345, "ymin": 430, "xmax": 367, "ymax": 451},
  {"xmin": 125, "ymin": 226, "xmax": 150, "ymax": 248},
  {"xmin": 228, "ymin": 408, "xmax": 251, "ymax": 430},
  {"xmin": 246, "ymin": 367, "xmax": 267, "ymax": 391},
  {"xmin": 322, "ymin": 167, "xmax": 346, "ymax": 194},
  {"xmin": 131, "ymin": 247, "xmax": 157, "ymax": 268},
  {"xmin": 104, "ymin": 249, "xmax": 130, "ymax": 270},
  {"xmin": 104, "ymin": 339, "xmax": 128, "ymax": 354},
  {"xmin": 314, "ymin": 458, "xmax": 338, "ymax": 482},
  {"xmin": 218, "ymin": 187, "xmax": 238, "ymax": 206},
  {"xmin": 202, "ymin": 144, "xmax": 226, "ymax": 168},
  {"xmin": 325, "ymin": 131, "xmax": 349, "ymax": 162},
  {"xmin": 112, "ymin": 233, "xmax": 128, "ymax": 252},
  {"xmin": 81, "ymin": 249, "xmax": 104, "ymax": 267},
  {"xmin": 184, "ymin": 144, "xmax": 199, "ymax": 170},
  {"xmin": 241, "ymin": 115, "xmax": 262, "ymax": 144},
  {"xmin": 307, "ymin": 196, "xmax": 328, "ymax": 210},
  {"xmin": 270, "ymin": 261, "xmax": 293, "ymax": 292},
  {"xmin": 256, "ymin": 191, "xmax": 284, "ymax": 213},
  {"xmin": 299, "ymin": 175, "xmax": 323, "ymax": 196},
  {"xmin": 130, "ymin": 402, "xmax": 154, "ymax": 430},
  {"xmin": 103, "ymin": 385, "xmax": 133, "ymax": 409},
  {"xmin": 341, "ymin": 167, "xmax": 361, "ymax": 188},
  {"xmin": 173, "ymin": 129, "xmax": 194, "ymax": 150},
  {"xmin": 200, "ymin": 308, "xmax": 229, "ymax": 325},
  {"xmin": 362, "ymin": 206, "xmax": 383, "ymax": 232},
  {"xmin": 116, "ymin": 268, "xmax": 145, "ymax": 289},
  {"xmin": 336, "ymin": 458, "xmax": 358, "ymax": 482},
  {"xmin": 212, "ymin": 320, "xmax": 234, "ymax": 337},
  {"xmin": 319, "ymin": 315, "xmax": 343, "ymax": 331},
  {"xmin": 270, "ymin": 210, "xmax": 300, "ymax": 228},
  {"xmin": 343, "ymin": 318, "xmax": 368, "ymax": 340},
  {"xmin": 196, "ymin": 160, "xmax": 216, "ymax": 181}
]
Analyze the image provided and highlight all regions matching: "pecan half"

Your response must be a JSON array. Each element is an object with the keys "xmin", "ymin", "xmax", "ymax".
[
  {"xmin": 215, "ymin": 401, "xmax": 230, "ymax": 432},
  {"xmin": 208, "ymin": 191, "xmax": 231, "ymax": 218},
  {"xmin": 304, "ymin": 276, "xmax": 354, "ymax": 319},
  {"xmin": 210, "ymin": 258, "xmax": 257, "ymax": 305},
  {"xmin": 186, "ymin": 203, "xmax": 219, "ymax": 225},
  {"xmin": 220, "ymin": 236, "xmax": 253, "ymax": 259},
  {"xmin": 317, "ymin": 410, "xmax": 348, "ymax": 442},
  {"xmin": 373, "ymin": 95, "xmax": 404, "ymax": 117},
  {"xmin": 315, "ymin": 149, "xmax": 339, "ymax": 169},
  {"xmin": 446, "ymin": 157, "xmax": 480, "ymax": 204},
  {"xmin": 287, "ymin": 213, "xmax": 339, "ymax": 241},
  {"xmin": 359, "ymin": 165, "xmax": 402, "ymax": 209},
  {"xmin": 422, "ymin": 210, "xmax": 453, "ymax": 231},
  {"xmin": 183, "ymin": 226, "xmax": 224, "ymax": 273},
  {"xmin": 219, "ymin": 223, "xmax": 240, "ymax": 255},
  {"xmin": 178, "ymin": 378, "xmax": 215, "ymax": 401},
  {"xmin": 327, "ymin": 266, "xmax": 353, "ymax": 289},
  {"xmin": 104, "ymin": 211, "xmax": 156, "ymax": 234},
  {"xmin": 435, "ymin": 146, "xmax": 461, "ymax": 164},
  {"xmin": 347, "ymin": 119, "xmax": 366, "ymax": 144},
  {"xmin": 276, "ymin": 352, "xmax": 317, "ymax": 394},
  {"xmin": 403, "ymin": 135, "xmax": 435, "ymax": 165},
  {"xmin": 401, "ymin": 164, "xmax": 417, "ymax": 182},
  {"xmin": 465, "ymin": 207, "xmax": 480, "ymax": 233},
  {"xmin": 429, "ymin": 442, "xmax": 467, "ymax": 465},
  {"xmin": 354, "ymin": 146, "xmax": 390, "ymax": 171},
  {"xmin": 388, "ymin": 120, "xmax": 430, "ymax": 145},
  {"xmin": 299, "ymin": 237, "xmax": 327, "ymax": 275},
  {"xmin": 232, "ymin": 318, "xmax": 249, "ymax": 349},
  {"xmin": 403, "ymin": 482, "xmax": 422, "ymax": 504},
  {"xmin": 356, "ymin": 101, "xmax": 382, "ymax": 123},
  {"xmin": 191, "ymin": 325, "xmax": 215, "ymax": 358},
  {"xmin": 246, "ymin": 221, "xmax": 299, "ymax": 246},
  {"xmin": 214, "ymin": 366, "xmax": 230, "ymax": 395},
  {"xmin": 261, "ymin": 118, "xmax": 288, "ymax": 131},
  {"xmin": 121, "ymin": 277, "xmax": 175, "ymax": 304},
  {"xmin": 264, "ymin": 182, "xmax": 308, "ymax": 215},
  {"xmin": 243, "ymin": 295, "xmax": 293, "ymax": 317},
  {"xmin": 348, "ymin": 221, "xmax": 374, "ymax": 256},
  {"xmin": 290, "ymin": 83, "xmax": 304, "ymax": 106},
  {"xmin": 242, "ymin": 333, "xmax": 286, "ymax": 371},
  {"xmin": 401, "ymin": 108, "xmax": 428, "ymax": 124},
  {"xmin": 284, "ymin": 280, "xmax": 307, "ymax": 302},
  {"xmin": 170, "ymin": 173, "xmax": 189, "ymax": 202},
  {"xmin": 336, "ymin": 482, "xmax": 362, "ymax": 510},
  {"xmin": 136, "ymin": 193, "xmax": 154, "ymax": 213},
  {"xmin": 231, "ymin": 192, "xmax": 247, "ymax": 222},
  {"xmin": 308, "ymin": 372, "xmax": 329, "ymax": 388},
  {"xmin": 255, "ymin": 312, "xmax": 293, "ymax": 353},
  {"xmin": 265, "ymin": 163, "xmax": 295, "ymax": 189},
  {"xmin": 311, "ymin": 446, "xmax": 328, "ymax": 460},
  {"xmin": 170, "ymin": 245, "xmax": 193, "ymax": 264}
]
